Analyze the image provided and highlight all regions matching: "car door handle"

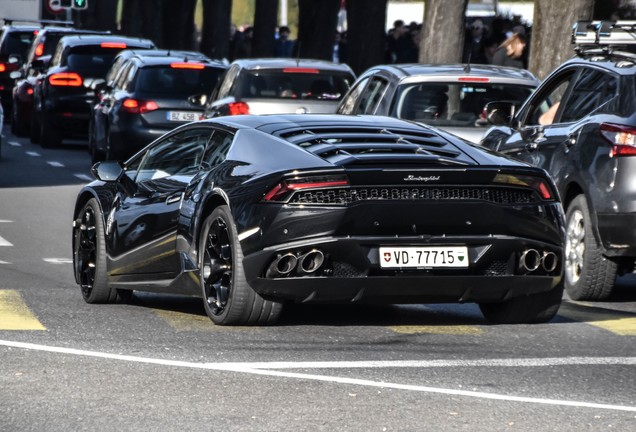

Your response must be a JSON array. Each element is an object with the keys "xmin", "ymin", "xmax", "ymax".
[{"xmin": 165, "ymin": 193, "xmax": 183, "ymax": 205}]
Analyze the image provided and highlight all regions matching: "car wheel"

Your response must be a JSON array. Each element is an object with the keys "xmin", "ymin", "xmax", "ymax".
[
  {"xmin": 12, "ymin": 101, "xmax": 28, "ymax": 137},
  {"xmin": 564, "ymin": 195, "xmax": 617, "ymax": 300},
  {"xmin": 199, "ymin": 205, "xmax": 283, "ymax": 325},
  {"xmin": 74, "ymin": 198, "xmax": 130, "ymax": 304},
  {"xmin": 89, "ymin": 122, "xmax": 105, "ymax": 164},
  {"xmin": 479, "ymin": 283, "xmax": 564, "ymax": 324},
  {"xmin": 39, "ymin": 114, "xmax": 61, "ymax": 148},
  {"xmin": 30, "ymin": 110, "xmax": 40, "ymax": 144}
]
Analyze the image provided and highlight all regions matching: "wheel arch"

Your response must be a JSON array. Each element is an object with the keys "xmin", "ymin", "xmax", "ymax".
[
  {"xmin": 195, "ymin": 192, "xmax": 229, "ymax": 249},
  {"xmin": 562, "ymin": 181, "xmax": 605, "ymax": 251}
]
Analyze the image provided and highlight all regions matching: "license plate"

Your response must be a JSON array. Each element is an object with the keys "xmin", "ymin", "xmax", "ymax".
[
  {"xmin": 379, "ymin": 246, "xmax": 468, "ymax": 268},
  {"xmin": 167, "ymin": 111, "xmax": 200, "ymax": 122}
]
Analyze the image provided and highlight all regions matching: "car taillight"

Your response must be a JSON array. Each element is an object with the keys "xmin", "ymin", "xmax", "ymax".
[
  {"xmin": 600, "ymin": 123, "xmax": 636, "ymax": 157},
  {"xmin": 170, "ymin": 62, "xmax": 205, "ymax": 69},
  {"xmin": 282, "ymin": 67, "xmax": 320, "ymax": 74},
  {"xmin": 228, "ymin": 101, "xmax": 250, "ymax": 115},
  {"xmin": 0, "ymin": 62, "xmax": 18, "ymax": 73},
  {"xmin": 493, "ymin": 173, "xmax": 554, "ymax": 201},
  {"xmin": 101, "ymin": 42, "xmax": 127, "ymax": 49},
  {"xmin": 49, "ymin": 72, "xmax": 83, "ymax": 87},
  {"xmin": 457, "ymin": 77, "xmax": 490, "ymax": 83},
  {"xmin": 34, "ymin": 42, "xmax": 44, "ymax": 57},
  {"xmin": 263, "ymin": 175, "xmax": 350, "ymax": 202},
  {"xmin": 122, "ymin": 98, "xmax": 159, "ymax": 114}
]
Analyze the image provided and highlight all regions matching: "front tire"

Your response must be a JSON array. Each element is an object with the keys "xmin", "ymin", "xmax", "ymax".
[
  {"xmin": 479, "ymin": 283, "xmax": 564, "ymax": 324},
  {"xmin": 74, "ymin": 198, "xmax": 129, "ymax": 303},
  {"xmin": 564, "ymin": 195, "xmax": 616, "ymax": 300},
  {"xmin": 199, "ymin": 205, "xmax": 283, "ymax": 325}
]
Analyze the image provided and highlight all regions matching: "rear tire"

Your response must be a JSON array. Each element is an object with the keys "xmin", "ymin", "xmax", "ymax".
[
  {"xmin": 30, "ymin": 110, "xmax": 40, "ymax": 144},
  {"xmin": 199, "ymin": 205, "xmax": 283, "ymax": 325},
  {"xmin": 479, "ymin": 283, "xmax": 564, "ymax": 324},
  {"xmin": 12, "ymin": 101, "xmax": 28, "ymax": 137},
  {"xmin": 39, "ymin": 114, "xmax": 61, "ymax": 148},
  {"xmin": 564, "ymin": 195, "xmax": 616, "ymax": 300}
]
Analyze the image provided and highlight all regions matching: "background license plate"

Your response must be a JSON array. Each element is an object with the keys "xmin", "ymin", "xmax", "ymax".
[
  {"xmin": 380, "ymin": 246, "xmax": 468, "ymax": 268},
  {"xmin": 167, "ymin": 111, "xmax": 199, "ymax": 122}
]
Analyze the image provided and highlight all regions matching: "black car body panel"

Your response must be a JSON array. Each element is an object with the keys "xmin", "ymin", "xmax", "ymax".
[
  {"xmin": 0, "ymin": 22, "xmax": 38, "ymax": 115},
  {"xmin": 73, "ymin": 114, "xmax": 565, "ymax": 324}
]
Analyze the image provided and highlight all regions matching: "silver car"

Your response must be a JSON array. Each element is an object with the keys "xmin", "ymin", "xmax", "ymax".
[
  {"xmin": 203, "ymin": 58, "xmax": 355, "ymax": 117},
  {"xmin": 337, "ymin": 64, "xmax": 539, "ymax": 143}
]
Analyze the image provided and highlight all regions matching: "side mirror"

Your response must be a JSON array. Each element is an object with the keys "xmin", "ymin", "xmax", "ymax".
[
  {"xmin": 91, "ymin": 78, "xmax": 108, "ymax": 93},
  {"xmin": 32, "ymin": 55, "xmax": 51, "ymax": 72},
  {"xmin": 10, "ymin": 70, "xmax": 23, "ymax": 79},
  {"xmin": 92, "ymin": 161, "xmax": 124, "ymax": 182},
  {"xmin": 188, "ymin": 93, "xmax": 208, "ymax": 107},
  {"xmin": 485, "ymin": 101, "xmax": 516, "ymax": 126},
  {"xmin": 8, "ymin": 55, "xmax": 20, "ymax": 64}
]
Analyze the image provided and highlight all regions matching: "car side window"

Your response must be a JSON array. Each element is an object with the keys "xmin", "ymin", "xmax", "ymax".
[
  {"xmin": 337, "ymin": 76, "xmax": 370, "ymax": 114},
  {"xmin": 135, "ymin": 128, "xmax": 213, "ymax": 183},
  {"xmin": 219, "ymin": 65, "xmax": 240, "ymax": 99},
  {"xmin": 524, "ymin": 70, "xmax": 576, "ymax": 127},
  {"xmin": 560, "ymin": 68, "xmax": 618, "ymax": 123},
  {"xmin": 201, "ymin": 130, "xmax": 233, "ymax": 169},
  {"xmin": 358, "ymin": 77, "xmax": 389, "ymax": 114},
  {"xmin": 114, "ymin": 62, "xmax": 133, "ymax": 90}
]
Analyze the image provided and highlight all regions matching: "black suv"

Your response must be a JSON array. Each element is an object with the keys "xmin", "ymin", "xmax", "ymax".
[
  {"xmin": 11, "ymin": 26, "xmax": 108, "ymax": 137},
  {"xmin": 0, "ymin": 19, "xmax": 39, "ymax": 116},
  {"xmin": 32, "ymin": 34, "xmax": 155, "ymax": 148},
  {"xmin": 481, "ymin": 21, "xmax": 636, "ymax": 301},
  {"xmin": 90, "ymin": 52, "xmax": 226, "ymax": 162}
]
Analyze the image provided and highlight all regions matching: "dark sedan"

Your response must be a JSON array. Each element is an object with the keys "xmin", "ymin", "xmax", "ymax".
[{"xmin": 73, "ymin": 115, "xmax": 565, "ymax": 326}]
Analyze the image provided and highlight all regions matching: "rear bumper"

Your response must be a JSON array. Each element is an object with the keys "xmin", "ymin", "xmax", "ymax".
[
  {"xmin": 243, "ymin": 235, "xmax": 563, "ymax": 304},
  {"xmin": 598, "ymin": 212, "xmax": 636, "ymax": 258}
]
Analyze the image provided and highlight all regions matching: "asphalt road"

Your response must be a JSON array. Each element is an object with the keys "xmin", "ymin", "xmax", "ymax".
[{"xmin": 1, "ymin": 127, "xmax": 635, "ymax": 431}]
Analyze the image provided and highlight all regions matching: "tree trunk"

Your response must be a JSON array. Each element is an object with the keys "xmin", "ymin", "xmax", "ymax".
[
  {"xmin": 162, "ymin": 0, "xmax": 198, "ymax": 50},
  {"xmin": 200, "ymin": 0, "xmax": 232, "ymax": 60},
  {"xmin": 345, "ymin": 0, "xmax": 388, "ymax": 75},
  {"xmin": 296, "ymin": 0, "xmax": 340, "ymax": 60},
  {"xmin": 120, "ymin": 0, "xmax": 164, "ymax": 45},
  {"xmin": 252, "ymin": 0, "xmax": 279, "ymax": 57},
  {"xmin": 419, "ymin": 0, "xmax": 468, "ymax": 63},
  {"xmin": 529, "ymin": 0, "xmax": 595, "ymax": 79}
]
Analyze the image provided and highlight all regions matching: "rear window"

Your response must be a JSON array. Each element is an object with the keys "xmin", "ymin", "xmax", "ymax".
[
  {"xmin": 64, "ymin": 46, "xmax": 121, "ymax": 77},
  {"xmin": 392, "ymin": 82, "xmax": 535, "ymax": 127},
  {"xmin": 1, "ymin": 30, "xmax": 37, "ymax": 58},
  {"xmin": 236, "ymin": 69, "xmax": 354, "ymax": 100},
  {"xmin": 136, "ymin": 65, "xmax": 224, "ymax": 96}
]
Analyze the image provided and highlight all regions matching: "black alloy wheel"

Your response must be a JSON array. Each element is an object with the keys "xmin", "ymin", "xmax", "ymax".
[
  {"xmin": 74, "ymin": 198, "xmax": 130, "ymax": 304},
  {"xmin": 199, "ymin": 205, "xmax": 282, "ymax": 325}
]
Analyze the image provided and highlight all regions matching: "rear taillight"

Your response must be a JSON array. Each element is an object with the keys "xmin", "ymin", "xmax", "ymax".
[
  {"xmin": 493, "ymin": 173, "xmax": 554, "ymax": 201},
  {"xmin": 228, "ymin": 101, "xmax": 250, "ymax": 115},
  {"xmin": 282, "ymin": 68, "xmax": 319, "ymax": 74},
  {"xmin": 457, "ymin": 77, "xmax": 490, "ymax": 83},
  {"xmin": 170, "ymin": 62, "xmax": 205, "ymax": 69},
  {"xmin": 263, "ymin": 175, "xmax": 350, "ymax": 202},
  {"xmin": 600, "ymin": 123, "xmax": 636, "ymax": 157},
  {"xmin": 121, "ymin": 98, "xmax": 159, "ymax": 114},
  {"xmin": 49, "ymin": 72, "xmax": 83, "ymax": 87},
  {"xmin": 101, "ymin": 42, "xmax": 127, "ymax": 49},
  {"xmin": 34, "ymin": 42, "xmax": 44, "ymax": 57},
  {"xmin": 0, "ymin": 62, "xmax": 18, "ymax": 73}
]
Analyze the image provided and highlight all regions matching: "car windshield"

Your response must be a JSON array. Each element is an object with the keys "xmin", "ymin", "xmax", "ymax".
[
  {"xmin": 392, "ymin": 82, "xmax": 535, "ymax": 127},
  {"xmin": 137, "ymin": 66, "xmax": 223, "ymax": 97},
  {"xmin": 237, "ymin": 69, "xmax": 353, "ymax": 100}
]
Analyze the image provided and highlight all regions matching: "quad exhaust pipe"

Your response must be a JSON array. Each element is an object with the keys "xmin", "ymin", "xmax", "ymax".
[
  {"xmin": 298, "ymin": 250, "xmax": 325, "ymax": 274},
  {"xmin": 519, "ymin": 249, "xmax": 559, "ymax": 273},
  {"xmin": 266, "ymin": 253, "xmax": 297, "ymax": 278}
]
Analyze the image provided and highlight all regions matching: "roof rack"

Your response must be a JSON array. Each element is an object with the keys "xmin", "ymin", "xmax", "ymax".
[
  {"xmin": 3, "ymin": 17, "xmax": 74, "ymax": 27},
  {"xmin": 573, "ymin": 20, "xmax": 636, "ymax": 45}
]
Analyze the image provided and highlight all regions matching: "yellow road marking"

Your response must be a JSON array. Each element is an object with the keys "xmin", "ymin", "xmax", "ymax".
[
  {"xmin": 153, "ymin": 309, "xmax": 259, "ymax": 332},
  {"xmin": 389, "ymin": 325, "xmax": 483, "ymax": 335},
  {"xmin": 559, "ymin": 303, "xmax": 636, "ymax": 336},
  {"xmin": 0, "ymin": 290, "xmax": 46, "ymax": 330}
]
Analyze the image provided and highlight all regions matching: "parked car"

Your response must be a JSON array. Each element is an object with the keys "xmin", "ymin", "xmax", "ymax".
[
  {"xmin": 481, "ymin": 20, "xmax": 636, "ymax": 301},
  {"xmin": 0, "ymin": 19, "xmax": 39, "ymax": 117},
  {"xmin": 336, "ymin": 64, "xmax": 539, "ymax": 143},
  {"xmin": 72, "ymin": 114, "xmax": 564, "ymax": 326},
  {"xmin": 89, "ymin": 50, "xmax": 226, "ymax": 162},
  {"xmin": 202, "ymin": 58, "xmax": 355, "ymax": 118},
  {"xmin": 32, "ymin": 34, "xmax": 155, "ymax": 148},
  {"xmin": 11, "ymin": 26, "xmax": 109, "ymax": 137}
]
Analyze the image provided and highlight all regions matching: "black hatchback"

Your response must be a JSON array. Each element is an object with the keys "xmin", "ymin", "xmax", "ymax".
[
  {"xmin": 90, "ymin": 53, "xmax": 227, "ymax": 162},
  {"xmin": 481, "ymin": 20, "xmax": 636, "ymax": 301},
  {"xmin": 32, "ymin": 34, "xmax": 155, "ymax": 148}
]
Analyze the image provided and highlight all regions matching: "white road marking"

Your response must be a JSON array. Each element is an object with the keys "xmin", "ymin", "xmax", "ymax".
[
  {"xmin": 8, "ymin": 141, "xmax": 21, "ymax": 147},
  {"xmin": 0, "ymin": 220, "xmax": 13, "ymax": 223},
  {"xmin": 74, "ymin": 174, "xmax": 93, "ymax": 181},
  {"xmin": 43, "ymin": 258, "xmax": 73, "ymax": 264},
  {"xmin": 0, "ymin": 235, "xmax": 13, "ymax": 247},
  {"xmin": 0, "ymin": 260, "xmax": 11, "ymax": 264},
  {"xmin": 25, "ymin": 151, "xmax": 41, "ymax": 157},
  {"xmin": 47, "ymin": 161, "xmax": 65, "ymax": 168},
  {"xmin": 0, "ymin": 339, "xmax": 634, "ymax": 413}
]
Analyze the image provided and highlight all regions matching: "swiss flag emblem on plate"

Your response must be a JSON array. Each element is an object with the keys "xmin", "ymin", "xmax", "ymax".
[{"xmin": 383, "ymin": 252, "xmax": 391, "ymax": 262}]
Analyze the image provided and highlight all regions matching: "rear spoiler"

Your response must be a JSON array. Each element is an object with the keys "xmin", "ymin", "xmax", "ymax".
[{"xmin": 3, "ymin": 18, "xmax": 74, "ymax": 27}]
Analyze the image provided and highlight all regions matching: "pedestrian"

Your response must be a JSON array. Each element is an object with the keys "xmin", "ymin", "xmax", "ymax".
[
  {"xmin": 235, "ymin": 26, "xmax": 253, "ymax": 59},
  {"xmin": 491, "ymin": 33, "xmax": 527, "ymax": 69},
  {"xmin": 463, "ymin": 18, "xmax": 489, "ymax": 64},
  {"xmin": 274, "ymin": 26, "xmax": 294, "ymax": 58}
]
